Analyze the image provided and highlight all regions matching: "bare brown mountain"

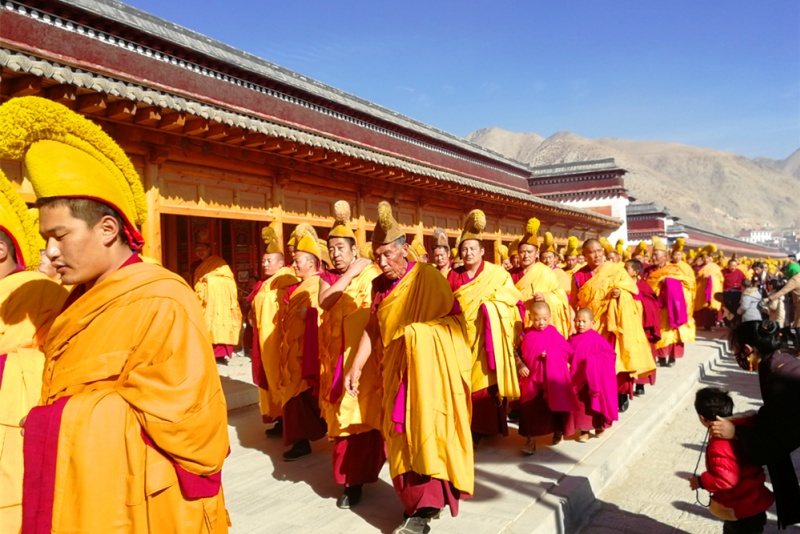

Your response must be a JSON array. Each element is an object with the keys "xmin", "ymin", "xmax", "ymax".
[{"xmin": 467, "ymin": 128, "xmax": 800, "ymax": 236}]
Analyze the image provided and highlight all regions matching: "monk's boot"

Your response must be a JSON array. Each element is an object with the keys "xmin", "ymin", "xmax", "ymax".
[
  {"xmin": 265, "ymin": 419, "xmax": 283, "ymax": 438},
  {"xmin": 634, "ymin": 384, "xmax": 645, "ymax": 396},
  {"xmin": 392, "ymin": 517, "xmax": 431, "ymax": 534},
  {"xmin": 336, "ymin": 484, "xmax": 362, "ymax": 509},
  {"xmin": 282, "ymin": 439, "xmax": 311, "ymax": 461},
  {"xmin": 618, "ymin": 394, "xmax": 630, "ymax": 413}
]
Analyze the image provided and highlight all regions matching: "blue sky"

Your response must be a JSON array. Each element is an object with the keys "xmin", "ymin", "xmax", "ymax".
[{"xmin": 126, "ymin": 0, "xmax": 800, "ymax": 159}]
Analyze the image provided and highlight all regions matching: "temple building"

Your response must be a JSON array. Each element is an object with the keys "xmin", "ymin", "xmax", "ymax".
[{"xmin": 1, "ymin": 0, "xmax": 619, "ymax": 290}]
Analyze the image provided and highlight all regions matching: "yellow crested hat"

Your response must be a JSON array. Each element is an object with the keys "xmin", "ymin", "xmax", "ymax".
[
  {"xmin": 411, "ymin": 234, "xmax": 427, "ymax": 258},
  {"xmin": 633, "ymin": 241, "xmax": 648, "ymax": 257},
  {"xmin": 688, "ymin": 249, "xmax": 697, "ymax": 260},
  {"xmin": 540, "ymin": 231, "xmax": 557, "ymax": 254},
  {"xmin": 372, "ymin": 201, "xmax": 405, "ymax": 245},
  {"xmin": 671, "ymin": 237, "xmax": 685, "ymax": 254},
  {"xmin": 615, "ymin": 239, "xmax": 625, "ymax": 256},
  {"xmin": 508, "ymin": 237, "xmax": 521, "ymax": 257},
  {"xmin": 498, "ymin": 243, "xmax": 509, "ymax": 261},
  {"xmin": 358, "ymin": 241, "xmax": 374, "ymax": 261},
  {"xmin": 459, "ymin": 209, "xmax": 486, "ymax": 244},
  {"xmin": 261, "ymin": 220, "xmax": 283, "ymax": 255},
  {"xmin": 651, "ymin": 235, "xmax": 667, "ymax": 252},
  {"xmin": 295, "ymin": 223, "xmax": 322, "ymax": 260},
  {"xmin": 432, "ymin": 227, "xmax": 450, "ymax": 250},
  {"xmin": 328, "ymin": 200, "xmax": 357, "ymax": 241},
  {"xmin": 699, "ymin": 243, "xmax": 717, "ymax": 257},
  {"xmin": 520, "ymin": 217, "xmax": 540, "ymax": 247},
  {"xmin": 0, "ymin": 171, "xmax": 40, "ymax": 269},
  {"xmin": 564, "ymin": 236, "xmax": 580, "ymax": 257},
  {"xmin": 599, "ymin": 237, "xmax": 614, "ymax": 254},
  {"xmin": 0, "ymin": 96, "xmax": 147, "ymax": 250}
]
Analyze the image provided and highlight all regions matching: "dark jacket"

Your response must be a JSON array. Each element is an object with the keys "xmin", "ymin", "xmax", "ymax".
[{"xmin": 736, "ymin": 352, "xmax": 800, "ymax": 528}]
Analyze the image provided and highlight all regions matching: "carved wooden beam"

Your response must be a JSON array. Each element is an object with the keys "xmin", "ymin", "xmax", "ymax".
[
  {"xmin": 184, "ymin": 117, "xmax": 209, "ymax": 136},
  {"xmin": 77, "ymin": 93, "xmax": 107, "ymax": 114},
  {"xmin": 159, "ymin": 112, "xmax": 186, "ymax": 131},
  {"xmin": 46, "ymin": 84, "xmax": 77, "ymax": 108},
  {"xmin": 106, "ymin": 100, "xmax": 137, "ymax": 121},
  {"xmin": 10, "ymin": 75, "xmax": 41, "ymax": 97},
  {"xmin": 134, "ymin": 107, "xmax": 161, "ymax": 126}
]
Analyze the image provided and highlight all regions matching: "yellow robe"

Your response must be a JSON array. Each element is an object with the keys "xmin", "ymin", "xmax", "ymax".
[
  {"xmin": 574, "ymin": 262, "xmax": 656, "ymax": 378},
  {"xmin": 515, "ymin": 262, "xmax": 572, "ymax": 338},
  {"xmin": 553, "ymin": 267, "xmax": 572, "ymax": 296},
  {"xmin": 252, "ymin": 266, "xmax": 298, "ymax": 421},
  {"xmin": 280, "ymin": 275, "xmax": 321, "ymax": 407},
  {"xmin": 376, "ymin": 263, "xmax": 473, "ymax": 495},
  {"xmin": 319, "ymin": 264, "xmax": 382, "ymax": 438},
  {"xmin": 0, "ymin": 271, "xmax": 67, "ymax": 532},
  {"xmin": 193, "ymin": 255, "xmax": 242, "ymax": 346},
  {"xmin": 29, "ymin": 262, "xmax": 229, "ymax": 533},
  {"xmin": 647, "ymin": 263, "xmax": 697, "ymax": 351},
  {"xmin": 695, "ymin": 262, "xmax": 724, "ymax": 312},
  {"xmin": 453, "ymin": 262, "xmax": 521, "ymax": 398}
]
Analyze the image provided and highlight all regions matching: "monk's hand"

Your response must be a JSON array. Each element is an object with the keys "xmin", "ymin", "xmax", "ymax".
[
  {"xmin": 710, "ymin": 416, "xmax": 735, "ymax": 439},
  {"xmin": 533, "ymin": 292, "xmax": 545, "ymax": 302},
  {"xmin": 610, "ymin": 288, "xmax": 621, "ymax": 299},
  {"xmin": 688, "ymin": 475, "xmax": 700, "ymax": 490},
  {"xmin": 348, "ymin": 257, "xmax": 372, "ymax": 277},
  {"xmin": 345, "ymin": 368, "xmax": 361, "ymax": 397}
]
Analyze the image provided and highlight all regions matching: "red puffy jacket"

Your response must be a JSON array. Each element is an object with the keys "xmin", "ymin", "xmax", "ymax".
[{"xmin": 700, "ymin": 435, "xmax": 774, "ymax": 520}]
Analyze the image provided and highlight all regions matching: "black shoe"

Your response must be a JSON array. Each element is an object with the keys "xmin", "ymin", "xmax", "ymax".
[
  {"xmin": 667, "ymin": 356, "xmax": 676, "ymax": 367},
  {"xmin": 265, "ymin": 419, "xmax": 283, "ymax": 438},
  {"xmin": 657, "ymin": 358, "xmax": 667, "ymax": 367},
  {"xmin": 507, "ymin": 409, "xmax": 520, "ymax": 423},
  {"xmin": 618, "ymin": 394, "xmax": 630, "ymax": 413},
  {"xmin": 392, "ymin": 517, "xmax": 430, "ymax": 534},
  {"xmin": 282, "ymin": 439, "xmax": 311, "ymax": 461},
  {"xmin": 336, "ymin": 484, "xmax": 363, "ymax": 509},
  {"xmin": 471, "ymin": 431, "xmax": 483, "ymax": 448},
  {"xmin": 634, "ymin": 385, "xmax": 645, "ymax": 396},
  {"xmin": 216, "ymin": 357, "xmax": 228, "ymax": 366}
]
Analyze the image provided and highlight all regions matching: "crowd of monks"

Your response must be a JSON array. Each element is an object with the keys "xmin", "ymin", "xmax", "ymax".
[{"xmin": 0, "ymin": 95, "xmax": 794, "ymax": 534}]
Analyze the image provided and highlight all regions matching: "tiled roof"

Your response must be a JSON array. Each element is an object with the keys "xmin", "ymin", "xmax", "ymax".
[{"xmin": 530, "ymin": 158, "xmax": 624, "ymax": 177}]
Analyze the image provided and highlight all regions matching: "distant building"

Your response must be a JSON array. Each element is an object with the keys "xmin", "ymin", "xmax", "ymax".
[{"xmin": 738, "ymin": 228, "xmax": 774, "ymax": 244}]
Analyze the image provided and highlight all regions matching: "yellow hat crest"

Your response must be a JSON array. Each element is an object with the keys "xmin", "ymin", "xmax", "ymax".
[
  {"xmin": 329, "ymin": 200, "xmax": 357, "ymax": 241},
  {"xmin": 509, "ymin": 237, "xmax": 521, "ymax": 257},
  {"xmin": 0, "ymin": 96, "xmax": 147, "ymax": 250},
  {"xmin": 633, "ymin": 241, "xmax": 648, "ymax": 257},
  {"xmin": 599, "ymin": 237, "xmax": 614, "ymax": 254},
  {"xmin": 358, "ymin": 241, "xmax": 374, "ymax": 261},
  {"xmin": 459, "ymin": 209, "xmax": 486, "ymax": 244},
  {"xmin": 261, "ymin": 220, "xmax": 283, "ymax": 255},
  {"xmin": 498, "ymin": 244, "xmax": 509, "ymax": 261},
  {"xmin": 372, "ymin": 201, "xmax": 405, "ymax": 245},
  {"xmin": 671, "ymin": 237, "xmax": 685, "ymax": 254},
  {"xmin": 615, "ymin": 239, "xmax": 625, "ymax": 256},
  {"xmin": 521, "ymin": 217, "xmax": 540, "ymax": 247},
  {"xmin": 411, "ymin": 234, "xmax": 427, "ymax": 258},
  {"xmin": 295, "ymin": 223, "xmax": 322, "ymax": 260},
  {"xmin": 651, "ymin": 235, "xmax": 667, "ymax": 252},
  {"xmin": 432, "ymin": 227, "xmax": 449, "ymax": 250},
  {"xmin": 540, "ymin": 232, "xmax": 557, "ymax": 254},
  {"xmin": 564, "ymin": 236, "xmax": 580, "ymax": 257},
  {"xmin": 0, "ymin": 171, "xmax": 39, "ymax": 269}
]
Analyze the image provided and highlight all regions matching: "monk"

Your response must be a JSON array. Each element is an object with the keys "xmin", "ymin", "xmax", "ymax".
[
  {"xmin": 624, "ymin": 259, "xmax": 660, "ymax": 396},
  {"xmin": 694, "ymin": 244, "xmax": 724, "ymax": 331},
  {"xmin": 562, "ymin": 236, "xmax": 583, "ymax": 277},
  {"xmin": 279, "ymin": 224, "xmax": 327, "ymax": 461},
  {"xmin": 511, "ymin": 218, "xmax": 572, "ymax": 338},
  {"xmin": 431, "ymin": 227, "xmax": 451, "ymax": 277},
  {"xmin": 540, "ymin": 232, "xmax": 572, "ymax": 296},
  {"xmin": 193, "ymin": 233, "xmax": 242, "ymax": 362},
  {"xmin": 0, "ymin": 174, "xmax": 68, "ymax": 532},
  {"xmin": 644, "ymin": 237, "xmax": 696, "ymax": 368},
  {"xmin": 317, "ymin": 201, "xmax": 384, "ymax": 509},
  {"xmin": 571, "ymin": 238, "xmax": 655, "ymax": 412},
  {"xmin": 448, "ymin": 209, "xmax": 522, "ymax": 445},
  {"xmin": 345, "ymin": 201, "xmax": 473, "ymax": 534},
  {"xmin": 0, "ymin": 96, "xmax": 229, "ymax": 533},
  {"xmin": 248, "ymin": 223, "xmax": 298, "ymax": 436}
]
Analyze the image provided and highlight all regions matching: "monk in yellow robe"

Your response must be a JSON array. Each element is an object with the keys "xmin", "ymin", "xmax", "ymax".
[
  {"xmin": 571, "ymin": 238, "xmax": 656, "ymax": 410},
  {"xmin": 346, "ymin": 202, "xmax": 473, "ymax": 534},
  {"xmin": 193, "ymin": 236, "xmax": 242, "ymax": 362},
  {"xmin": 511, "ymin": 219, "xmax": 572, "ymax": 337},
  {"xmin": 279, "ymin": 223, "xmax": 327, "ymax": 461},
  {"xmin": 644, "ymin": 237, "xmax": 696, "ymax": 367},
  {"xmin": 0, "ymin": 95, "xmax": 229, "ymax": 533},
  {"xmin": 447, "ymin": 210, "xmax": 521, "ymax": 444},
  {"xmin": 0, "ymin": 174, "xmax": 68, "ymax": 533},
  {"xmin": 539, "ymin": 231, "xmax": 572, "ymax": 296},
  {"xmin": 248, "ymin": 223, "xmax": 298, "ymax": 433},
  {"xmin": 694, "ymin": 244, "xmax": 724, "ymax": 330},
  {"xmin": 431, "ymin": 227, "xmax": 451, "ymax": 277},
  {"xmin": 317, "ymin": 201, "xmax": 384, "ymax": 509}
]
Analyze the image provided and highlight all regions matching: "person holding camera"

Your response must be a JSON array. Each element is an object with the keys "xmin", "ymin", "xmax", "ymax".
[
  {"xmin": 737, "ymin": 279, "xmax": 764, "ymax": 323},
  {"xmin": 710, "ymin": 320, "xmax": 800, "ymax": 529},
  {"xmin": 763, "ymin": 262, "xmax": 800, "ymax": 354}
]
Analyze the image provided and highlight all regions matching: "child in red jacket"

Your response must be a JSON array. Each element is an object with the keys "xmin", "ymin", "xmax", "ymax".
[{"xmin": 689, "ymin": 387, "xmax": 773, "ymax": 533}]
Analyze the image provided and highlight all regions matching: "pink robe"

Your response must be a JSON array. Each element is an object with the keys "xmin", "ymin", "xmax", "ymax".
[{"xmin": 568, "ymin": 330, "xmax": 619, "ymax": 430}]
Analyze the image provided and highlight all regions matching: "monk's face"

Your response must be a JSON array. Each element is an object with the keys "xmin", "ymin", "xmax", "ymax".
[
  {"xmin": 502, "ymin": 259, "xmax": 513, "ymax": 271},
  {"xmin": 328, "ymin": 237, "xmax": 356, "ymax": 273},
  {"xmin": 460, "ymin": 240, "xmax": 483, "ymax": 270},
  {"xmin": 194, "ymin": 243, "xmax": 211, "ymax": 261},
  {"xmin": 574, "ymin": 311, "xmax": 593, "ymax": 334},
  {"xmin": 374, "ymin": 242, "xmax": 408, "ymax": 281},
  {"xmin": 518, "ymin": 243, "xmax": 538, "ymax": 268},
  {"xmin": 565, "ymin": 256, "xmax": 578, "ymax": 269},
  {"xmin": 532, "ymin": 309, "xmax": 551, "ymax": 331},
  {"xmin": 432, "ymin": 246, "xmax": 450, "ymax": 269},
  {"xmin": 577, "ymin": 254, "xmax": 585, "ymax": 264},
  {"xmin": 262, "ymin": 252, "xmax": 284, "ymax": 278},
  {"xmin": 540, "ymin": 251, "xmax": 557, "ymax": 268},
  {"xmin": 510, "ymin": 254, "xmax": 520, "ymax": 268},
  {"xmin": 293, "ymin": 251, "xmax": 319, "ymax": 280},
  {"xmin": 607, "ymin": 251, "xmax": 620, "ymax": 263},
  {"xmin": 670, "ymin": 251, "xmax": 683, "ymax": 264},
  {"xmin": 39, "ymin": 202, "xmax": 119, "ymax": 286},
  {"xmin": 652, "ymin": 250, "xmax": 668, "ymax": 269},
  {"xmin": 727, "ymin": 260, "xmax": 738, "ymax": 272},
  {"xmin": 583, "ymin": 242, "xmax": 605, "ymax": 269}
]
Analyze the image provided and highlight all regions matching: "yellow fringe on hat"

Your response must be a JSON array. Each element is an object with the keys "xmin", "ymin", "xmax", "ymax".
[
  {"xmin": 432, "ymin": 227, "xmax": 449, "ymax": 249},
  {"xmin": 411, "ymin": 235, "xmax": 427, "ymax": 258},
  {"xmin": 671, "ymin": 237, "xmax": 685, "ymax": 253},
  {"xmin": 329, "ymin": 200, "xmax": 357, "ymax": 241},
  {"xmin": 615, "ymin": 239, "xmax": 625, "ymax": 256},
  {"xmin": 540, "ymin": 232, "xmax": 557, "ymax": 254},
  {"xmin": 498, "ymin": 244, "xmax": 509, "ymax": 261},
  {"xmin": 632, "ymin": 241, "xmax": 648, "ymax": 257},
  {"xmin": 564, "ymin": 236, "xmax": 579, "ymax": 257},
  {"xmin": 599, "ymin": 237, "xmax": 614, "ymax": 254},
  {"xmin": 460, "ymin": 209, "xmax": 486, "ymax": 244},
  {"xmin": 295, "ymin": 223, "xmax": 322, "ymax": 259},
  {"xmin": 651, "ymin": 235, "xmax": 667, "ymax": 252},
  {"xmin": 358, "ymin": 241, "xmax": 374, "ymax": 261},
  {"xmin": 521, "ymin": 217, "xmax": 540, "ymax": 247},
  {"xmin": 0, "ymin": 96, "xmax": 146, "ymax": 231},
  {"xmin": 0, "ymin": 170, "xmax": 40, "ymax": 269},
  {"xmin": 373, "ymin": 201, "xmax": 404, "ymax": 245},
  {"xmin": 261, "ymin": 222, "xmax": 283, "ymax": 255},
  {"xmin": 509, "ymin": 237, "xmax": 520, "ymax": 256}
]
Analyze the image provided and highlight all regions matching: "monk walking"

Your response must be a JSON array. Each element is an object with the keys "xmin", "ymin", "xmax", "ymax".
[
  {"xmin": 1, "ymin": 96, "xmax": 229, "ymax": 533},
  {"xmin": 345, "ymin": 201, "xmax": 473, "ymax": 534},
  {"xmin": 0, "ymin": 172, "xmax": 68, "ymax": 532}
]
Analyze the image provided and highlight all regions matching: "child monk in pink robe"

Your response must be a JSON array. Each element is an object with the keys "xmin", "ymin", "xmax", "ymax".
[
  {"xmin": 516, "ymin": 301, "xmax": 579, "ymax": 455},
  {"xmin": 568, "ymin": 308, "xmax": 619, "ymax": 443}
]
